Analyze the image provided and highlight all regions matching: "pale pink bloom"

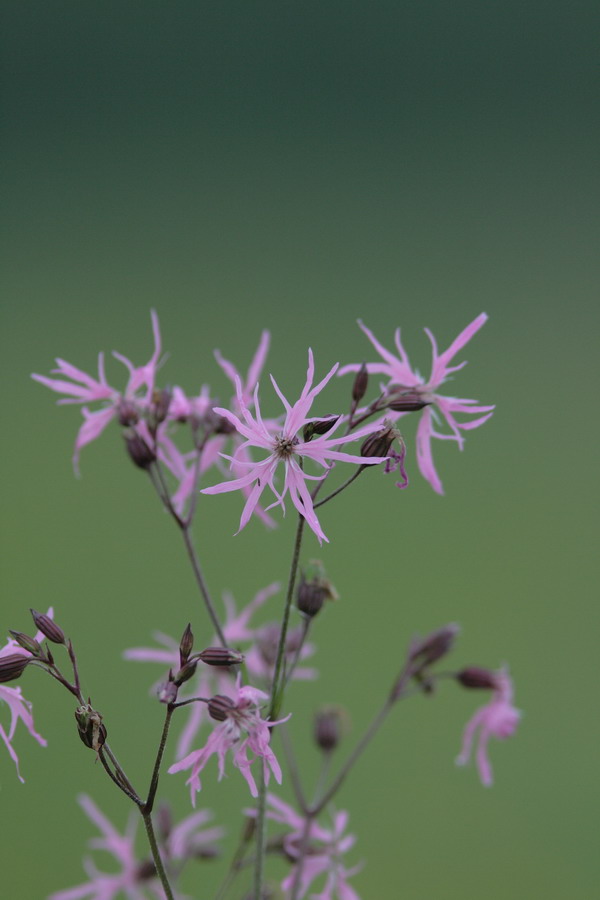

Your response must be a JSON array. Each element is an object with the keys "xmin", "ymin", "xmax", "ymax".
[
  {"xmin": 169, "ymin": 675, "xmax": 288, "ymax": 802},
  {"xmin": 259, "ymin": 795, "xmax": 362, "ymax": 900},
  {"xmin": 32, "ymin": 311, "xmax": 162, "ymax": 472},
  {"xmin": 215, "ymin": 330, "xmax": 278, "ymax": 529},
  {"xmin": 456, "ymin": 668, "xmax": 521, "ymax": 786},
  {"xmin": 0, "ymin": 609, "xmax": 54, "ymax": 782},
  {"xmin": 157, "ymin": 427, "xmax": 226, "ymax": 516},
  {"xmin": 48, "ymin": 795, "xmax": 223, "ymax": 900},
  {"xmin": 339, "ymin": 315, "xmax": 494, "ymax": 494},
  {"xmin": 202, "ymin": 350, "xmax": 389, "ymax": 543}
]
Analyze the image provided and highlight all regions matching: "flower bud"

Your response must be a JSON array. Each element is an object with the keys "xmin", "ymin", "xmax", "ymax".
[
  {"xmin": 314, "ymin": 706, "xmax": 347, "ymax": 752},
  {"xmin": 124, "ymin": 430, "xmax": 156, "ymax": 470},
  {"xmin": 150, "ymin": 388, "xmax": 172, "ymax": 427},
  {"xmin": 302, "ymin": 416, "xmax": 339, "ymax": 442},
  {"xmin": 158, "ymin": 678, "xmax": 178, "ymax": 704},
  {"xmin": 197, "ymin": 646, "xmax": 245, "ymax": 667},
  {"xmin": 208, "ymin": 694, "xmax": 235, "ymax": 722},
  {"xmin": 0, "ymin": 653, "xmax": 31, "ymax": 683},
  {"xmin": 408, "ymin": 624, "xmax": 460, "ymax": 669},
  {"xmin": 386, "ymin": 386, "xmax": 431, "ymax": 412},
  {"xmin": 75, "ymin": 703, "xmax": 107, "ymax": 752},
  {"xmin": 30, "ymin": 609, "xmax": 66, "ymax": 645},
  {"xmin": 9, "ymin": 630, "xmax": 42, "ymax": 657},
  {"xmin": 296, "ymin": 560, "xmax": 338, "ymax": 619},
  {"xmin": 174, "ymin": 658, "xmax": 198, "ymax": 686},
  {"xmin": 117, "ymin": 399, "xmax": 139, "ymax": 426},
  {"xmin": 360, "ymin": 421, "xmax": 401, "ymax": 461},
  {"xmin": 456, "ymin": 667, "xmax": 498, "ymax": 690},
  {"xmin": 179, "ymin": 623, "xmax": 194, "ymax": 666},
  {"xmin": 352, "ymin": 363, "xmax": 369, "ymax": 404}
]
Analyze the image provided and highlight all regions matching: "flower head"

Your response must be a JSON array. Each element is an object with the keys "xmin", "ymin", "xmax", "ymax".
[
  {"xmin": 259, "ymin": 794, "xmax": 362, "ymax": 900},
  {"xmin": 32, "ymin": 312, "xmax": 163, "ymax": 473},
  {"xmin": 339, "ymin": 315, "xmax": 494, "ymax": 494},
  {"xmin": 48, "ymin": 794, "xmax": 224, "ymax": 900},
  {"xmin": 202, "ymin": 350, "xmax": 389, "ymax": 543},
  {"xmin": 456, "ymin": 668, "xmax": 521, "ymax": 786},
  {"xmin": 168, "ymin": 675, "xmax": 288, "ymax": 802}
]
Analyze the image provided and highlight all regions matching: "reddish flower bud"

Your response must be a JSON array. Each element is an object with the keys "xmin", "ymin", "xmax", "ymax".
[
  {"xmin": 456, "ymin": 667, "xmax": 498, "ymax": 689},
  {"xmin": 0, "ymin": 653, "xmax": 31, "ymax": 683},
  {"xmin": 124, "ymin": 430, "xmax": 156, "ymax": 470},
  {"xmin": 9, "ymin": 630, "xmax": 42, "ymax": 657},
  {"xmin": 30, "ymin": 609, "xmax": 66, "ymax": 645},
  {"xmin": 386, "ymin": 385, "xmax": 431, "ymax": 412},
  {"xmin": 208, "ymin": 694, "xmax": 235, "ymax": 722},
  {"xmin": 360, "ymin": 420, "xmax": 401, "ymax": 461},
  {"xmin": 408, "ymin": 624, "xmax": 460, "ymax": 669},
  {"xmin": 179, "ymin": 623, "xmax": 194, "ymax": 666},
  {"xmin": 197, "ymin": 647, "xmax": 245, "ymax": 667},
  {"xmin": 303, "ymin": 416, "xmax": 339, "ymax": 442},
  {"xmin": 174, "ymin": 659, "xmax": 198, "ymax": 686},
  {"xmin": 314, "ymin": 706, "xmax": 347, "ymax": 752},
  {"xmin": 296, "ymin": 560, "xmax": 338, "ymax": 619},
  {"xmin": 352, "ymin": 363, "xmax": 369, "ymax": 404}
]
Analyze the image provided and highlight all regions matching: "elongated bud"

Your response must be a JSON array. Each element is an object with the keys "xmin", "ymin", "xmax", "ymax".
[
  {"xmin": 456, "ymin": 667, "xmax": 498, "ymax": 689},
  {"xmin": 197, "ymin": 646, "xmax": 245, "ymax": 667},
  {"xmin": 386, "ymin": 386, "xmax": 431, "ymax": 412},
  {"xmin": 297, "ymin": 560, "xmax": 337, "ymax": 619},
  {"xmin": 409, "ymin": 623, "xmax": 460, "ymax": 670},
  {"xmin": 75, "ymin": 703, "xmax": 107, "ymax": 752},
  {"xmin": 314, "ymin": 706, "xmax": 347, "ymax": 752},
  {"xmin": 208, "ymin": 694, "xmax": 235, "ymax": 722},
  {"xmin": 124, "ymin": 430, "xmax": 156, "ymax": 469},
  {"xmin": 0, "ymin": 653, "xmax": 31, "ymax": 683},
  {"xmin": 174, "ymin": 658, "xmax": 198, "ymax": 686},
  {"xmin": 179, "ymin": 623, "xmax": 194, "ymax": 666},
  {"xmin": 303, "ymin": 416, "xmax": 339, "ymax": 442},
  {"xmin": 360, "ymin": 420, "xmax": 401, "ymax": 461},
  {"xmin": 352, "ymin": 362, "xmax": 369, "ymax": 404},
  {"xmin": 9, "ymin": 631, "xmax": 42, "ymax": 657},
  {"xmin": 150, "ymin": 388, "xmax": 172, "ymax": 427},
  {"xmin": 30, "ymin": 609, "xmax": 66, "ymax": 645}
]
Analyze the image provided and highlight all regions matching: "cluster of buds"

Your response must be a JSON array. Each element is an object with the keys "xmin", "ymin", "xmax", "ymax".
[
  {"xmin": 2, "ymin": 609, "xmax": 67, "ymax": 684},
  {"xmin": 296, "ymin": 560, "xmax": 338, "ymax": 619},
  {"xmin": 158, "ymin": 623, "xmax": 245, "ymax": 704}
]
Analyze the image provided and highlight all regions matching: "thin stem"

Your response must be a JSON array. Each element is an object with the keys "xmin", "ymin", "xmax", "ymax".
[
  {"xmin": 142, "ymin": 811, "xmax": 175, "ymax": 900},
  {"xmin": 180, "ymin": 526, "xmax": 227, "ymax": 647},
  {"xmin": 312, "ymin": 468, "xmax": 364, "ymax": 510},
  {"xmin": 253, "ymin": 766, "xmax": 267, "ymax": 900},
  {"xmin": 279, "ymin": 724, "xmax": 309, "ymax": 814},
  {"xmin": 183, "ymin": 426, "xmax": 208, "ymax": 528},
  {"xmin": 98, "ymin": 748, "xmax": 143, "ymax": 806},
  {"xmin": 143, "ymin": 705, "xmax": 174, "ymax": 815}
]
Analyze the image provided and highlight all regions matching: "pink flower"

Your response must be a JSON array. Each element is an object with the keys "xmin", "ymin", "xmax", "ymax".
[
  {"xmin": 32, "ymin": 311, "xmax": 162, "ymax": 473},
  {"xmin": 168, "ymin": 675, "xmax": 288, "ymax": 802},
  {"xmin": 456, "ymin": 668, "xmax": 521, "ymax": 786},
  {"xmin": 48, "ymin": 795, "xmax": 223, "ymax": 900},
  {"xmin": 339, "ymin": 315, "xmax": 495, "ymax": 494},
  {"xmin": 260, "ymin": 795, "xmax": 362, "ymax": 900},
  {"xmin": 0, "ymin": 610, "xmax": 54, "ymax": 782},
  {"xmin": 201, "ymin": 350, "xmax": 389, "ymax": 543}
]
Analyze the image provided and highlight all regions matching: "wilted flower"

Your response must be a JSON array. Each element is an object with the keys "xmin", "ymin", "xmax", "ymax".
[
  {"xmin": 202, "ymin": 350, "xmax": 389, "ymax": 543},
  {"xmin": 339, "ymin": 315, "xmax": 494, "ymax": 494},
  {"xmin": 456, "ymin": 667, "xmax": 521, "ymax": 786},
  {"xmin": 168, "ymin": 675, "xmax": 288, "ymax": 801}
]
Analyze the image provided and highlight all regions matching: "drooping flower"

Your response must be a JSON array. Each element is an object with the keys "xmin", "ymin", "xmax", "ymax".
[
  {"xmin": 256, "ymin": 794, "xmax": 362, "ymax": 900},
  {"xmin": 47, "ymin": 794, "xmax": 224, "ymax": 900},
  {"xmin": 0, "ymin": 610, "xmax": 54, "ymax": 781},
  {"xmin": 201, "ymin": 350, "xmax": 389, "ymax": 543},
  {"xmin": 168, "ymin": 675, "xmax": 288, "ymax": 802},
  {"xmin": 456, "ymin": 668, "xmax": 521, "ymax": 786},
  {"xmin": 32, "ymin": 312, "xmax": 163, "ymax": 473},
  {"xmin": 338, "ymin": 315, "xmax": 494, "ymax": 494}
]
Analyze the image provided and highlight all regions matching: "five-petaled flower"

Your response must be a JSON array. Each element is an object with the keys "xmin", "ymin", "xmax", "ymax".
[
  {"xmin": 257, "ymin": 794, "xmax": 362, "ymax": 899},
  {"xmin": 338, "ymin": 314, "xmax": 494, "ymax": 494},
  {"xmin": 169, "ymin": 675, "xmax": 288, "ymax": 802},
  {"xmin": 32, "ymin": 311, "xmax": 162, "ymax": 473},
  {"xmin": 201, "ymin": 349, "xmax": 389, "ymax": 543},
  {"xmin": 456, "ymin": 668, "xmax": 521, "ymax": 786},
  {"xmin": 48, "ymin": 794, "xmax": 224, "ymax": 900}
]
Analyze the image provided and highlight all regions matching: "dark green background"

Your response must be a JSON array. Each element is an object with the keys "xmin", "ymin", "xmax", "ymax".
[{"xmin": 2, "ymin": 2, "xmax": 598, "ymax": 898}]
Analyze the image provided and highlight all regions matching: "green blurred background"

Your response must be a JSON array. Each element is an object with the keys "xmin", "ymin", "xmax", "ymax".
[{"xmin": 1, "ymin": 1, "xmax": 598, "ymax": 897}]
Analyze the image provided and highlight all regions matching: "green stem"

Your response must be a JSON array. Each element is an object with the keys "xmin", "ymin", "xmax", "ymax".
[
  {"xmin": 143, "ymin": 705, "xmax": 174, "ymax": 815},
  {"xmin": 142, "ymin": 810, "xmax": 175, "ymax": 900}
]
